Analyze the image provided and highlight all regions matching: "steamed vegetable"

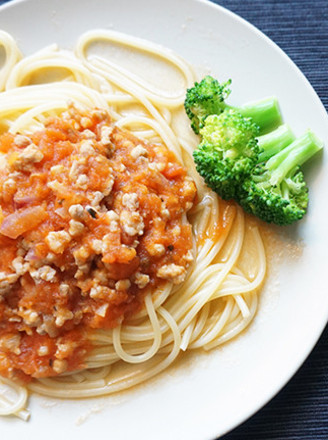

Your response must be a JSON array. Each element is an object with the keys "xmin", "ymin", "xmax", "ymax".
[
  {"xmin": 184, "ymin": 75, "xmax": 281, "ymax": 135},
  {"xmin": 239, "ymin": 130, "xmax": 323, "ymax": 225},
  {"xmin": 186, "ymin": 76, "xmax": 323, "ymax": 225},
  {"xmin": 193, "ymin": 109, "xmax": 261, "ymax": 201}
]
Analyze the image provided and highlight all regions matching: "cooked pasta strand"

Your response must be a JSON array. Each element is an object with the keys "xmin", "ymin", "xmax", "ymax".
[{"xmin": 0, "ymin": 29, "xmax": 266, "ymax": 418}]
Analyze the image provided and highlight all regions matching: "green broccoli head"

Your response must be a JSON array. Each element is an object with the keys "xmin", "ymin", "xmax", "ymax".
[
  {"xmin": 238, "ymin": 130, "xmax": 322, "ymax": 225},
  {"xmin": 240, "ymin": 167, "xmax": 309, "ymax": 225},
  {"xmin": 193, "ymin": 109, "xmax": 261, "ymax": 200},
  {"xmin": 185, "ymin": 74, "xmax": 322, "ymax": 226},
  {"xmin": 200, "ymin": 109, "xmax": 260, "ymax": 158},
  {"xmin": 184, "ymin": 76, "xmax": 231, "ymax": 134}
]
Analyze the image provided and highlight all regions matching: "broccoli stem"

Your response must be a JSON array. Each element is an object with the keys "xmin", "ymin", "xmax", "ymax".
[
  {"xmin": 257, "ymin": 124, "xmax": 295, "ymax": 162},
  {"xmin": 231, "ymin": 97, "xmax": 282, "ymax": 135},
  {"xmin": 266, "ymin": 130, "xmax": 323, "ymax": 186}
]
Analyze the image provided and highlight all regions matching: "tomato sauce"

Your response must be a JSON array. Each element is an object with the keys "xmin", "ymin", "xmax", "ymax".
[{"xmin": 0, "ymin": 106, "xmax": 196, "ymax": 381}]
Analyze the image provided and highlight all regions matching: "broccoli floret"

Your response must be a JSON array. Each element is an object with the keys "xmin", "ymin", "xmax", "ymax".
[
  {"xmin": 239, "ymin": 130, "xmax": 323, "ymax": 225},
  {"xmin": 193, "ymin": 109, "xmax": 261, "ymax": 200},
  {"xmin": 186, "ymin": 75, "xmax": 323, "ymax": 226},
  {"xmin": 184, "ymin": 76, "xmax": 232, "ymax": 134},
  {"xmin": 185, "ymin": 75, "xmax": 282, "ymax": 134}
]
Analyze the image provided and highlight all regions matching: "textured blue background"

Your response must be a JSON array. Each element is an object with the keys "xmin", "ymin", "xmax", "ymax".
[{"xmin": 0, "ymin": 0, "xmax": 327, "ymax": 439}]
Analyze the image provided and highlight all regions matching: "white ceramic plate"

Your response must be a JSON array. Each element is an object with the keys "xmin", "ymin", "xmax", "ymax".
[{"xmin": 0, "ymin": 0, "xmax": 327, "ymax": 439}]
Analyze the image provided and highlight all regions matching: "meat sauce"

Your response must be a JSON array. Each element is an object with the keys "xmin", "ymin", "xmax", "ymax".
[{"xmin": 0, "ymin": 106, "xmax": 196, "ymax": 381}]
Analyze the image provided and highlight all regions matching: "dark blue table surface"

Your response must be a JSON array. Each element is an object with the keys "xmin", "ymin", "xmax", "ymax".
[{"xmin": 0, "ymin": 0, "xmax": 327, "ymax": 439}]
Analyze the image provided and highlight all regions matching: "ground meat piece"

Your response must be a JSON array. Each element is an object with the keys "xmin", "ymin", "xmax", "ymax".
[
  {"xmin": 100, "ymin": 125, "xmax": 113, "ymax": 146},
  {"xmin": 52, "ymin": 359, "xmax": 68, "ymax": 374},
  {"xmin": 45, "ymin": 230, "xmax": 71, "ymax": 254},
  {"xmin": 68, "ymin": 204, "xmax": 86, "ymax": 221},
  {"xmin": 157, "ymin": 264, "xmax": 187, "ymax": 284},
  {"xmin": 134, "ymin": 272, "xmax": 150, "ymax": 289},
  {"xmin": 105, "ymin": 210, "xmax": 120, "ymax": 232},
  {"xmin": 68, "ymin": 219, "xmax": 85, "ymax": 237},
  {"xmin": 75, "ymin": 174, "xmax": 89, "ymax": 189},
  {"xmin": 115, "ymin": 279, "xmax": 131, "ymax": 290},
  {"xmin": 54, "ymin": 308, "xmax": 74, "ymax": 327},
  {"xmin": 130, "ymin": 144, "xmax": 147, "ymax": 159},
  {"xmin": 13, "ymin": 135, "xmax": 31, "ymax": 148},
  {"xmin": 120, "ymin": 209, "xmax": 144, "ymax": 236},
  {"xmin": 90, "ymin": 191, "xmax": 104, "ymax": 207},
  {"xmin": 95, "ymin": 303, "xmax": 109, "ymax": 317},
  {"xmin": 37, "ymin": 345, "xmax": 50, "ymax": 356},
  {"xmin": 30, "ymin": 265, "xmax": 57, "ymax": 283},
  {"xmin": 12, "ymin": 143, "xmax": 43, "ymax": 171},
  {"xmin": 0, "ymin": 271, "xmax": 19, "ymax": 296},
  {"xmin": 11, "ymin": 256, "xmax": 29, "ymax": 276},
  {"xmin": 147, "ymin": 243, "xmax": 165, "ymax": 257},
  {"xmin": 122, "ymin": 193, "xmax": 139, "ymax": 210}
]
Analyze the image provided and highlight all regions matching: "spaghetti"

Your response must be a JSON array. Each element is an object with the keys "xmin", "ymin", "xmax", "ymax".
[{"xmin": 0, "ymin": 29, "xmax": 266, "ymax": 420}]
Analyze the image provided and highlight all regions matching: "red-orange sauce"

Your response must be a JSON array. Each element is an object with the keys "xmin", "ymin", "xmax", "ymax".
[
  {"xmin": 197, "ymin": 199, "xmax": 237, "ymax": 246},
  {"xmin": 0, "ymin": 106, "xmax": 196, "ymax": 381}
]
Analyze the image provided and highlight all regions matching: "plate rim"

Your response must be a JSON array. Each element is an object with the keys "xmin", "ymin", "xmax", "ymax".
[{"xmin": 0, "ymin": 0, "xmax": 327, "ymax": 438}]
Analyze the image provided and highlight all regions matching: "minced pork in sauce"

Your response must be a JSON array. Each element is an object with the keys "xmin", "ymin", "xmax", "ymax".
[{"xmin": 0, "ymin": 106, "xmax": 196, "ymax": 381}]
